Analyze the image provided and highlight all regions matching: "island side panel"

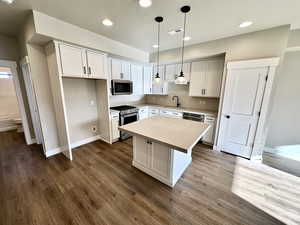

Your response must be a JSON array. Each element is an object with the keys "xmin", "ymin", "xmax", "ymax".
[{"xmin": 171, "ymin": 148, "xmax": 192, "ymax": 186}]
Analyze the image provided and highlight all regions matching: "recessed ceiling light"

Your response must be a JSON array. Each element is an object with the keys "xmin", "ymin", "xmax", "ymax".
[
  {"xmin": 183, "ymin": 36, "xmax": 191, "ymax": 41},
  {"xmin": 139, "ymin": 0, "xmax": 152, "ymax": 8},
  {"xmin": 1, "ymin": 0, "xmax": 14, "ymax": 4},
  {"xmin": 168, "ymin": 28, "xmax": 183, "ymax": 36},
  {"xmin": 152, "ymin": 44, "xmax": 159, "ymax": 48},
  {"xmin": 102, "ymin": 18, "xmax": 113, "ymax": 26},
  {"xmin": 239, "ymin": 21, "xmax": 253, "ymax": 28}
]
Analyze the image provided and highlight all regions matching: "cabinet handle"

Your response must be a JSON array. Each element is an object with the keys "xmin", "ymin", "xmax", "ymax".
[
  {"xmin": 83, "ymin": 66, "xmax": 86, "ymax": 74},
  {"xmin": 150, "ymin": 88, "xmax": 152, "ymax": 93},
  {"xmin": 120, "ymin": 73, "xmax": 123, "ymax": 79},
  {"xmin": 204, "ymin": 89, "xmax": 206, "ymax": 95},
  {"xmin": 88, "ymin": 66, "xmax": 91, "ymax": 75}
]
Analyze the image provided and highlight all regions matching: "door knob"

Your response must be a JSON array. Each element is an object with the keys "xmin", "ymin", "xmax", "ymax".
[{"xmin": 225, "ymin": 115, "xmax": 230, "ymax": 119}]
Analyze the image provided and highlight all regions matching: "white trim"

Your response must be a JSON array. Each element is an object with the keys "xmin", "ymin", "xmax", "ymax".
[
  {"xmin": 285, "ymin": 47, "xmax": 300, "ymax": 53},
  {"xmin": 45, "ymin": 147, "xmax": 62, "ymax": 158},
  {"xmin": 99, "ymin": 135, "xmax": 112, "ymax": 144},
  {"xmin": 45, "ymin": 135, "xmax": 102, "ymax": 158},
  {"xmin": 0, "ymin": 59, "xmax": 32, "ymax": 145},
  {"xmin": 0, "ymin": 125, "xmax": 18, "ymax": 132},
  {"xmin": 227, "ymin": 57, "xmax": 280, "ymax": 69},
  {"xmin": 20, "ymin": 57, "xmax": 44, "ymax": 146},
  {"xmin": 263, "ymin": 146, "xmax": 278, "ymax": 154},
  {"xmin": 71, "ymin": 135, "xmax": 101, "ymax": 149}
]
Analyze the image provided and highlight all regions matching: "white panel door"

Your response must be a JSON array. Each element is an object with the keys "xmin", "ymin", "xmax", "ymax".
[
  {"xmin": 121, "ymin": 61, "xmax": 131, "ymax": 80},
  {"xmin": 86, "ymin": 50, "xmax": 107, "ymax": 79},
  {"xmin": 143, "ymin": 66, "xmax": 153, "ymax": 94},
  {"xmin": 134, "ymin": 136, "xmax": 150, "ymax": 168},
  {"xmin": 220, "ymin": 67, "xmax": 268, "ymax": 158},
  {"xmin": 58, "ymin": 43, "xmax": 86, "ymax": 77},
  {"xmin": 111, "ymin": 59, "xmax": 122, "ymax": 79},
  {"xmin": 131, "ymin": 64, "xmax": 144, "ymax": 95},
  {"xmin": 150, "ymin": 142, "xmax": 170, "ymax": 179},
  {"xmin": 189, "ymin": 61, "xmax": 206, "ymax": 96}
]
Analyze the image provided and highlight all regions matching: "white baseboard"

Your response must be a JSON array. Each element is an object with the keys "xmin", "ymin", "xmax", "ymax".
[
  {"xmin": 0, "ymin": 125, "xmax": 18, "ymax": 132},
  {"xmin": 45, "ymin": 147, "xmax": 62, "ymax": 157},
  {"xmin": 45, "ymin": 135, "xmax": 102, "ymax": 158},
  {"xmin": 71, "ymin": 135, "xmax": 101, "ymax": 149},
  {"xmin": 98, "ymin": 135, "xmax": 111, "ymax": 144}
]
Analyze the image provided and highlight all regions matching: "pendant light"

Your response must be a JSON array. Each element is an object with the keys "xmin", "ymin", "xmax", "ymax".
[
  {"xmin": 176, "ymin": 5, "xmax": 191, "ymax": 85},
  {"xmin": 154, "ymin": 16, "xmax": 163, "ymax": 83}
]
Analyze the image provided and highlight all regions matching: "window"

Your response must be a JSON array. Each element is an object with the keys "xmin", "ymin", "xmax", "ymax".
[{"xmin": 0, "ymin": 67, "xmax": 12, "ymax": 79}]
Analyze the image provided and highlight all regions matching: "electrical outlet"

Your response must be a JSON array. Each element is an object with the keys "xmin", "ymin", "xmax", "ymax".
[
  {"xmin": 92, "ymin": 126, "xmax": 97, "ymax": 133},
  {"xmin": 199, "ymin": 100, "xmax": 206, "ymax": 105}
]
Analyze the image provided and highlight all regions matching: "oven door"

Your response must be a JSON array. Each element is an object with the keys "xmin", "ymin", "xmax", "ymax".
[
  {"xmin": 111, "ymin": 80, "xmax": 133, "ymax": 95},
  {"xmin": 120, "ymin": 113, "xmax": 139, "ymax": 140}
]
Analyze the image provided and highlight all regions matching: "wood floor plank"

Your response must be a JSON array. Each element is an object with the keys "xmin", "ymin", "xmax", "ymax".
[{"xmin": 0, "ymin": 131, "xmax": 292, "ymax": 225}]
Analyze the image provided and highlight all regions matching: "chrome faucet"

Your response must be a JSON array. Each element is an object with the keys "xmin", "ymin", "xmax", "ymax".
[{"xmin": 172, "ymin": 95, "xmax": 181, "ymax": 107}]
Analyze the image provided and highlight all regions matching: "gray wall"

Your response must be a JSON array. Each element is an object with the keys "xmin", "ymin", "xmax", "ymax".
[
  {"xmin": 0, "ymin": 33, "xmax": 34, "ymax": 137},
  {"xmin": 63, "ymin": 78, "xmax": 99, "ymax": 143},
  {"xmin": 150, "ymin": 26, "xmax": 290, "ymax": 63},
  {"xmin": 266, "ymin": 51, "xmax": 300, "ymax": 146}
]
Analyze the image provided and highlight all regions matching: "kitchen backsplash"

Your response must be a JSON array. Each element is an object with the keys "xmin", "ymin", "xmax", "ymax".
[{"xmin": 145, "ymin": 83, "xmax": 219, "ymax": 111}]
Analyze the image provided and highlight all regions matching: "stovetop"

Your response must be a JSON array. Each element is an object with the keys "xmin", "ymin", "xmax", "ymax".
[{"xmin": 110, "ymin": 105, "xmax": 137, "ymax": 111}]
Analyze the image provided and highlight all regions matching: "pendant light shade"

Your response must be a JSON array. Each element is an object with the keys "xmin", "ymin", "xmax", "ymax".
[
  {"xmin": 154, "ymin": 16, "xmax": 163, "ymax": 83},
  {"xmin": 175, "ymin": 5, "xmax": 191, "ymax": 85}
]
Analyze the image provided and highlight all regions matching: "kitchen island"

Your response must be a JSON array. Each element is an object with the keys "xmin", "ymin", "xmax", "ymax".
[{"xmin": 119, "ymin": 116, "xmax": 210, "ymax": 187}]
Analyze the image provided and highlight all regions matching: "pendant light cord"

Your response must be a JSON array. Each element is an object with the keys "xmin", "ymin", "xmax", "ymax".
[
  {"xmin": 181, "ymin": 12, "xmax": 187, "ymax": 73},
  {"xmin": 157, "ymin": 22, "xmax": 160, "ymax": 75}
]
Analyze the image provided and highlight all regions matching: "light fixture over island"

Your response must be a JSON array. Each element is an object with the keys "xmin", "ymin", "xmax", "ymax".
[{"xmin": 120, "ymin": 116, "xmax": 210, "ymax": 187}]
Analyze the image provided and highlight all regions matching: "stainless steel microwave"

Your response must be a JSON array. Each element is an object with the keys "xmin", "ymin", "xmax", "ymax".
[{"xmin": 111, "ymin": 79, "xmax": 133, "ymax": 95}]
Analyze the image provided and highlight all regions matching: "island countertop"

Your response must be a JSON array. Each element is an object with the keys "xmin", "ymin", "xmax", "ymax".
[{"xmin": 119, "ymin": 116, "xmax": 210, "ymax": 153}]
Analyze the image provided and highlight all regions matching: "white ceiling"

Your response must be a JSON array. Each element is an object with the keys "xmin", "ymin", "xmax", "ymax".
[{"xmin": 0, "ymin": 0, "xmax": 300, "ymax": 52}]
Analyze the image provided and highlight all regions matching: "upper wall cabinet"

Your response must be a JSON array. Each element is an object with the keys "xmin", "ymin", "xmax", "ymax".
[
  {"xmin": 189, "ymin": 60, "xmax": 224, "ymax": 98},
  {"xmin": 165, "ymin": 63, "xmax": 191, "ymax": 82},
  {"xmin": 58, "ymin": 43, "xmax": 86, "ymax": 78},
  {"xmin": 86, "ymin": 50, "xmax": 108, "ymax": 79},
  {"xmin": 143, "ymin": 65, "xmax": 153, "ymax": 94},
  {"xmin": 131, "ymin": 64, "xmax": 144, "ymax": 95},
  {"xmin": 57, "ymin": 42, "xmax": 108, "ymax": 79},
  {"xmin": 111, "ymin": 59, "xmax": 131, "ymax": 80}
]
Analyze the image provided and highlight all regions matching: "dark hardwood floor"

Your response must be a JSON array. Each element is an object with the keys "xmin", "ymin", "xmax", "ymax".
[{"xmin": 0, "ymin": 131, "xmax": 285, "ymax": 225}]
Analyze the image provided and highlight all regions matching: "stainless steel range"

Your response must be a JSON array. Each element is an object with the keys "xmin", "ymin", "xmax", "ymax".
[{"xmin": 110, "ymin": 105, "xmax": 139, "ymax": 140}]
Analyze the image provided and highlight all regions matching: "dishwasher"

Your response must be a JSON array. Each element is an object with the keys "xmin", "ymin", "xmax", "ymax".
[
  {"xmin": 183, "ymin": 112, "xmax": 205, "ymax": 143},
  {"xmin": 182, "ymin": 112, "xmax": 205, "ymax": 122}
]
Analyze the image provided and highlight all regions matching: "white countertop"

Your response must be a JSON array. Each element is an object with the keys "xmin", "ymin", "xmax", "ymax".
[{"xmin": 119, "ymin": 116, "xmax": 210, "ymax": 152}]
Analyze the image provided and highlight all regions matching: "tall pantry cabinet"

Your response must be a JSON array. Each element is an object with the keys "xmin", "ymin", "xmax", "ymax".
[{"xmin": 45, "ymin": 41, "xmax": 111, "ymax": 161}]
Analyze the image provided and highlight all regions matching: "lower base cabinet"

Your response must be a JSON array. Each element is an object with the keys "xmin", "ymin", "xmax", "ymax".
[{"xmin": 132, "ymin": 136, "xmax": 191, "ymax": 187}]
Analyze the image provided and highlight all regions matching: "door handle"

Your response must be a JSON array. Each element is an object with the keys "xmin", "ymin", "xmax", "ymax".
[
  {"xmin": 225, "ymin": 115, "xmax": 230, "ymax": 119},
  {"xmin": 88, "ymin": 66, "xmax": 91, "ymax": 75}
]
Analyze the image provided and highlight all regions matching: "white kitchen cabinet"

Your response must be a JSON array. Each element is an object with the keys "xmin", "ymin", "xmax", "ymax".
[
  {"xmin": 139, "ymin": 107, "xmax": 149, "ymax": 120},
  {"xmin": 86, "ymin": 50, "xmax": 108, "ymax": 79},
  {"xmin": 160, "ymin": 109, "xmax": 183, "ymax": 118},
  {"xmin": 58, "ymin": 43, "xmax": 87, "ymax": 78},
  {"xmin": 58, "ymin": 43, "xmax": 107, "ymax": 79},
  {"xmin": 165, "ymin": 63, "xmax": 191, "ymax": 82},
  {"xmin": 176, "ymin": 63, "xmax": 191, "ymax": 82},
  {"xmin": 165, "ymin": 64, "xmax": 177, "ymax": 82},
  {"xmin": 110, "ymin": 112, "xmax": 120, "ymax": 142},
  {"xmin": 133, "ymin": 136, "xmax": 170, "ymax": 179},
  {"xmin": 111, "ymin": 59, "xmax": 131, "ymax": 80},
  {"xmin": 203, "ymin": 115, "xmax": 216, "ymax": 145},
  {"xmin": 149, "ymin": 107, "xmax": 160, "ymax": 117},
  {"xmin": 152, "ymin": 81, "xmax": 168, "ymax": 95},
  {"xmin": 134, "ymin": 136, "xmax": 150, "ymax": 168},
  {"xmin": 131, "ymin": 64, "xmax": 144, "ymax": 95},
  {"xmin": 143, "ymin": 66, "xmax": 153, "ymax": 94},
  {"xmin": 151, "ymin": 142, "xmax": 170, "ymax": 178},
  {"xmin": 189, "ymin": 60, "xmax": 224, "ymax": 97}
]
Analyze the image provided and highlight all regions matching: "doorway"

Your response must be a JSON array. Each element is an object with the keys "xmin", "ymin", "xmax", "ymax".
[{"xmin": 0, "ymin": 59, "xmax": 34, "ymax": 146}]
